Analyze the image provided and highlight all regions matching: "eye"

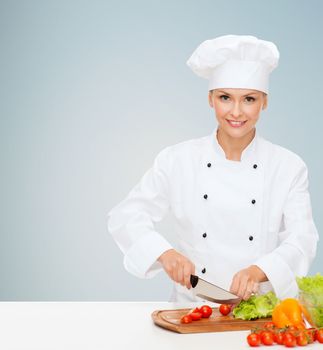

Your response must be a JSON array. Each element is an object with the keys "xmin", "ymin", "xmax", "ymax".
[
  {"xmin": 219, "ymin": 94, "xmax": 230, "ymax": 101},
  {"xmin": 245, "ymin": 96, "xmax": 256, "ymax": 102}
]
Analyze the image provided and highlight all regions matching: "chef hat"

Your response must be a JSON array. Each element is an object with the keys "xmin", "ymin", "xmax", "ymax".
[{"xmin": 186, "ymin": 35, "xmax": 279, "ymax": 93}]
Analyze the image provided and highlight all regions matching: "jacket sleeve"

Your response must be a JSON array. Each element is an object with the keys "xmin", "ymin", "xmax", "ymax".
[
  {"xmin": 107, "ymin": 147, "xmax": 174, "ymax": 279},
  {"xmin": 254, "ymin": 162, "xmax": 319, "ymax": 299}
]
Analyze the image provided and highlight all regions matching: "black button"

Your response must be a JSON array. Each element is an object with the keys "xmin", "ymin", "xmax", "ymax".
[
  {"xmin": 253, "ymin": 164, "xmax": 258, "ymax": 169},
  {"xmin": 201, "ymin": 268, "xmax": 206, "ymax": 274},
  {"xmin": 204, "ymin": 194, "xmax": 208, "ymax": 199},
  {"xmin": 251, "ymin": 199, "xmax": 256, "ymax": 204},
  {"xmin": 202, "ymin": 232, "xmax": 207, "ymax": 238},
  {"xmin": 249, "ymin": 235, "xmax": 254, "ymax": 241},
  {"xmin": 207, "ymin": 163, "xmax": 212, "ymax": 168}
]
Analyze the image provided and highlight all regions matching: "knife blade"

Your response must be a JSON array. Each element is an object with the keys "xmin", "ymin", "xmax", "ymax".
[{"xmin": 190, "ymin": 274, "xmax": 241, "ymax": 304}]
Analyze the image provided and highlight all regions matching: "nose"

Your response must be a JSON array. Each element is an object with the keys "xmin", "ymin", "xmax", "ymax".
[{"xmin": 230, "ymin": 101, "xmax": 242, "ymax": 119}]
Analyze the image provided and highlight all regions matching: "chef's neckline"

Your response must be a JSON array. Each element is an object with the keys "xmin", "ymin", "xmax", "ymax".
[{"xmin": 210, "ymin": 128, "xmax": 258, "ymax": 165}]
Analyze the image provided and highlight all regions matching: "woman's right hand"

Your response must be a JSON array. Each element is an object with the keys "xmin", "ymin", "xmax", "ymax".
[{"xmin": 157, "ymin": 249, "xmax": 195, "ymax": 289}]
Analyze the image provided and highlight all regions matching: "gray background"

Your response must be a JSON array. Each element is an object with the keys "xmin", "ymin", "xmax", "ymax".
[{"xmin": 0, "ymin": 0, "xmax": 322, "ymax": 301}]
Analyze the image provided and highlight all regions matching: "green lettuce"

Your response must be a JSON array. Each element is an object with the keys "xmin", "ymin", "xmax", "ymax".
[
  {"xmin": 297, "ymin": 273, "xmax": 323, "ymax": 327},
  {"xmin": 233, "ymin": 291, "xmax": 280, "ymax": 320}
]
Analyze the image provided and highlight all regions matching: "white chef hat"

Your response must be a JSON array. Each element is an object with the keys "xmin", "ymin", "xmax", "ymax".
[{"xmin": 186, "ymin": 34, "xmax": 279, "ymax": 93}]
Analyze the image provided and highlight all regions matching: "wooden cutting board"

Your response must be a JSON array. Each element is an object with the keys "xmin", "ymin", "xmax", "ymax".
[{"xmin": 152, "ymin": 307, "xmax": 271, "ymax": 333}]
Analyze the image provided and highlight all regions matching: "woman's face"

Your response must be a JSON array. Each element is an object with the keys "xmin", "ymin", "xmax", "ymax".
[{"xmin": 208, "ymin": 88, "xmax": 268, "ymax": 139}]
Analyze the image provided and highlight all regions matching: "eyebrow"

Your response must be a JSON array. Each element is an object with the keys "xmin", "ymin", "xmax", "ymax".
[{"xmin": 216, "ymin": 90, "xmax": 258, "ymax": 97}]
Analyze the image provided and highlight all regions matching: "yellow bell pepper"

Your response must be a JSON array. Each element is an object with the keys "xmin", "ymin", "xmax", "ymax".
[{"xmin": 272, "ymin": 298, "xmax": 305, "ymax": 329}]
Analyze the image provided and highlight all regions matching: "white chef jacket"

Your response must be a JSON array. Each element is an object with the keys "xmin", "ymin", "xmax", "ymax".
[{"xmin": 107, "ymin": 130, "xmax": 319, "ymax": 301}]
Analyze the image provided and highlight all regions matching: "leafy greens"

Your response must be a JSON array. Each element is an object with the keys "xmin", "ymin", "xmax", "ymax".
[
  {"xmin": 233, "ymin": 291, "xmax": 280, "ymax": 320},
  {"xmin": 297, "ymin": 273, "xmax": 323, "ymax": 327}
]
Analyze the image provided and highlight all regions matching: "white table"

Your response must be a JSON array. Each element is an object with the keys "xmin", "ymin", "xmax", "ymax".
[{"xmin": 0, "ymin": 302, "xmax": 321, "ymax": 350}]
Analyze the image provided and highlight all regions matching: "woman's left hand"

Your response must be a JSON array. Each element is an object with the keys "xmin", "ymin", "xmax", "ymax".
[{"xmin": 229, "ymin": 265, "xmax": 268, "ymax": 301}]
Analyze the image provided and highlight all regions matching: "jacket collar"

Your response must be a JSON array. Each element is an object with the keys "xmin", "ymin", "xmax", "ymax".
[{"xmin": 210, "ymin": 128, "xmax": 258, "ymax": 163}]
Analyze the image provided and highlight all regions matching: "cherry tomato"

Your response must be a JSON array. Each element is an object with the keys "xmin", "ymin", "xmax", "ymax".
[
  {"xmin": 180, "ymin": 314, "xmax": 192, "ymax": 324},
  {"xmin": 263, "ymin": 322, "xmax": 276, "ymax": 330},
  {"xmin": 283, "ymin": 333, "xmax": 296, "ymax": 347},
  {"xmin": 273, "ymin": 330, "xmax": 284, "ymax": 345},
  {"xmin": 306, "ymin": 327, "xmax": 317, "ymax": 341},
  {"xmin": 316, "ymin": 328, "xmax": 323, "ymax": 343},
  {"xmin": 189, "ymin": 312, "xmax": 202, "ymax": 321},
  {"xmin": 191, "ymin": 307, "xmax": 201, "ymax": 313},
  {"xmin": 219, "ymin": 304, "xmax": 231, "ymax": 316},
  {"xmin": 296, "ymin": 331, "xmax": 308, "ymax": 346},
  {"xmin": 285, "ymin": 325, "xmax": 298, "ymax": 335},
  {"xmin": 247, "ymin": 333, "xmax": 261, "ymax": 347},
  {"xmin": 260, "ymin": 331, "xmax": 274, "ymax": 346},
  {"xmin": 200, "ymin": 305, "xmax": 212, "ymax": 318},
  {"xmin": 304, "ymin": 328, "xmax": 315, "ymax": 343}
]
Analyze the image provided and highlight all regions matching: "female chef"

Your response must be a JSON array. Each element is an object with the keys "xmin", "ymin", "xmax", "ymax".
[{"xmin": 107, "ymin": 35, "xmax": 319, "ymax": 302}]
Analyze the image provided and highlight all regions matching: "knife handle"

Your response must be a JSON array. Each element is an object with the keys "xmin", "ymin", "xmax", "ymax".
[{"xmin": 190, "ymin": 274, "xmax": 199, "ymax": 288}]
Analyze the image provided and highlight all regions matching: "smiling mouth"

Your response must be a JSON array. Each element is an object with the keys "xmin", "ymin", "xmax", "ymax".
[{"xmin": 226, "ymin": 120, "xmax": 247, "ymax": 128}]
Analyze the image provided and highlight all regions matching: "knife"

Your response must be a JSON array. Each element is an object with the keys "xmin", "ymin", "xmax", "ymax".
[{"xmin": 190, "ymin": 274, "xmax": 241, "ymax": 304}]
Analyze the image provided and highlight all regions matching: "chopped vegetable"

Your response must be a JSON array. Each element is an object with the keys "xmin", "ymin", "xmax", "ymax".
[
  {"xmin": 180, "ymin": 314, "xmax": 192, "ymax": 324},
  {"xmin": 233, "ymin": 291, "xmax": 280, "ymax": 320},
  {"xmin": 180, "ymin": 304, "xmax": 213, "ymax": 324},
  {"xmin": 190, "ymin": 312, "xmax": 202, "ymax": 320}
]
